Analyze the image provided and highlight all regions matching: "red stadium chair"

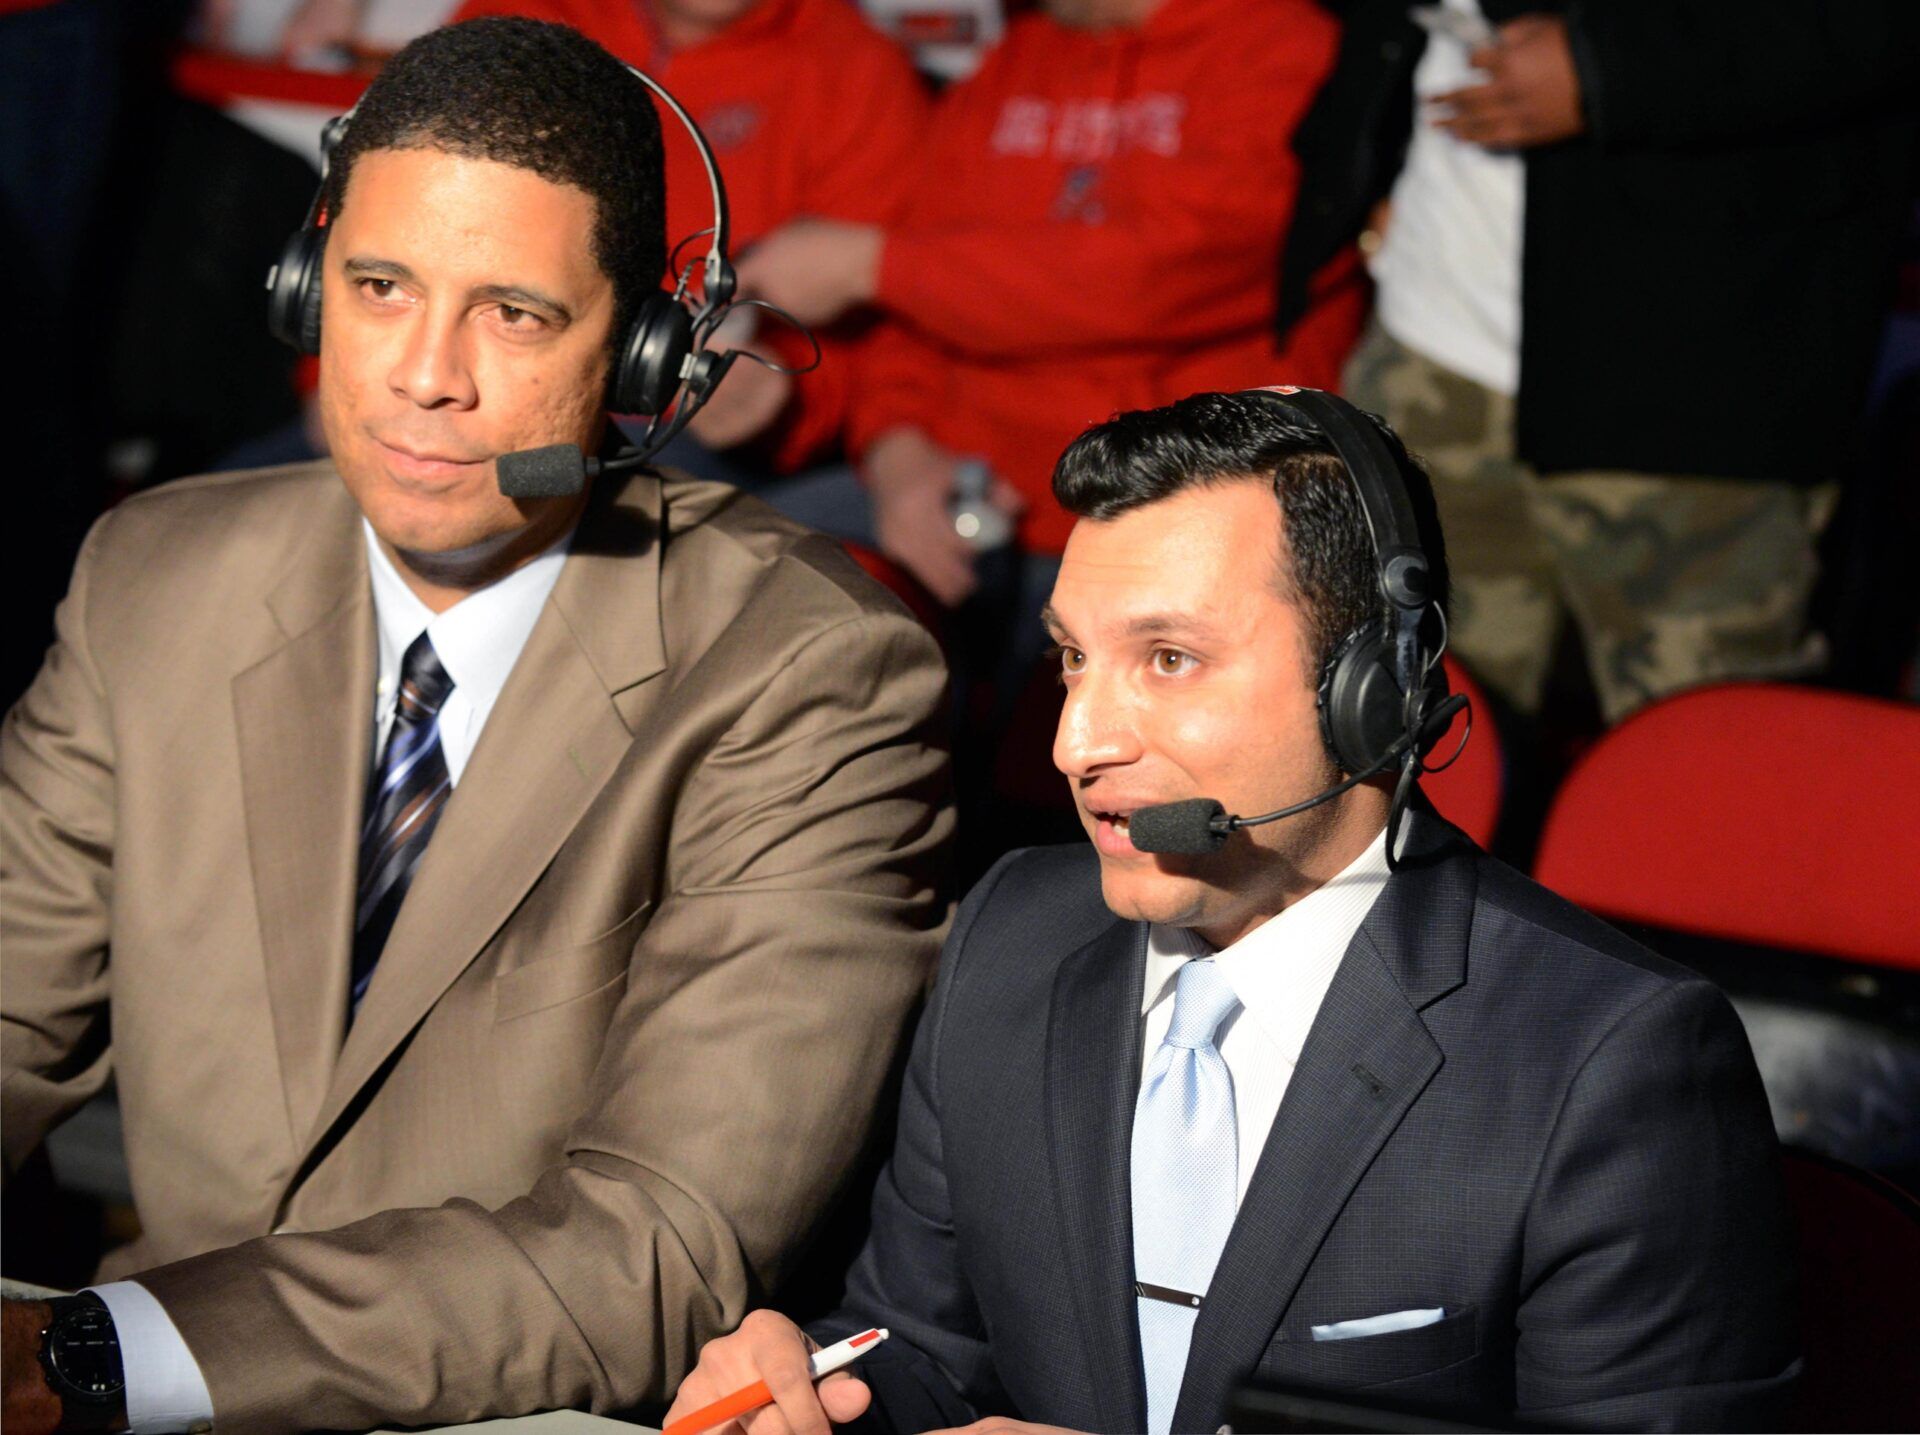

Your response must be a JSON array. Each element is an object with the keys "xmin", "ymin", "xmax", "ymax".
[
  {"xmin": 1421, "ymin": 654, "xmax": 1503, "ymax": 849},
  {"xmin": 1780, "ymin": 1148, "xmax": 1920, "ymax": 1431},
  {"xmin": 1533, "ymin": 683, "xmax": 1920, "ymax": 971}
]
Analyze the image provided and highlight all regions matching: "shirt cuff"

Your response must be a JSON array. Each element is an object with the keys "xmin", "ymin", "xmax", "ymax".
[{"xmin": 88, "ymin": 1282, "xmax": 214, "ymax": 1434}]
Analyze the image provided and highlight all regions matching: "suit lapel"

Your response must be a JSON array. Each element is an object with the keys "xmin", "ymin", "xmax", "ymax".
[
  {"xmin": 301, "ymin": 472, "xmax": 669, "ymax": 1161},
  {"xmin": 232, "ymin": 489, "xmax": 374, "ymax": 1147},
  {"xmin": 1171, "ymin": 811, "xmax": 1476, "ymax": 1429},
  {"xmin": 1043, "ymin": 916, "xmax": 1150, "ymax": 1434}
]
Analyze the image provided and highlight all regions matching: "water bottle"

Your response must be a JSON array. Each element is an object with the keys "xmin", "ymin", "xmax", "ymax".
[{"xmin": 949, "ymin": 459, "xmax": 1012, "ymax": 552}]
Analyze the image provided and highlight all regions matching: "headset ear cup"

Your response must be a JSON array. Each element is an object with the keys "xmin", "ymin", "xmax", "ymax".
[
  {"xmin": 1318, "ymin": 622, "xmax": 1407, "ymax": 776},
  {"xmin": 613, "ymin": 292, "xmax": 694, "ymax": 416},
  {"xmin": 267, "ymin": 227, "xmax": 327, "ymax": 356}
]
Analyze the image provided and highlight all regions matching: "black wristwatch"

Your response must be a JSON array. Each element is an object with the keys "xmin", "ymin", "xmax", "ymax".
[{"xmin": 37, "ymin": 1292, "xmax": 127, "ymax": 1432}]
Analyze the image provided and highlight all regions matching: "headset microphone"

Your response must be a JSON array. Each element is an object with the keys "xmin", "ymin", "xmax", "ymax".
[
  {"xmin": 496, "ymin": 348, "xmax": 743, "ymax": 499},
  {"xmin": 1129, "ymin": 694, "xmax": 1467, "ymax": 855},
  {"xmin": 495, "ymin": 444, "xmax": 594, "ymax": 500}
]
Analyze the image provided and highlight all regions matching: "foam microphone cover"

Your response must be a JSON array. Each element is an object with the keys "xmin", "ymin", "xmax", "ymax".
[
  {"xmin": 1129, "ymin": 798, "xmax": 1229, "ymax": 855},
  {"xmin": 497, "ymin": 443, "xmax": 590, "ymax": 498}
]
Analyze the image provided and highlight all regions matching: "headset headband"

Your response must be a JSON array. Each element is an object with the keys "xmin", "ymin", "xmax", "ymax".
[
  {"xmin": 622, "ymin": 64, "xmax": 734, "ymax": 312},
  {"xmin": 1247, "ymin": 385, "xmax": 1431, "ymax": 613}
]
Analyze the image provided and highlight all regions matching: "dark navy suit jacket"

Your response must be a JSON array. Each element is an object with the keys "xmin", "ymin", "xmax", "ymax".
[{"xmin": 812, "ymin": 808, "xmax": 1799, "ymax": 1432}]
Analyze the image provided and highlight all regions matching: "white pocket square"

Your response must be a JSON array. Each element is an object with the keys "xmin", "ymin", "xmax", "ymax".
[{"xmin": 1311, "ymin": 1307, "xmax": 1445, "ymax": 1342}]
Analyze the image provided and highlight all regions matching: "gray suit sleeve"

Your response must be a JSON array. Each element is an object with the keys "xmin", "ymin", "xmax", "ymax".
[
  {"xmin": 1514, "ymin": 978, "xmax": 1800, "ymax": 1431},
  {"xmin": 808, "ymin": 853, "xmax": 1032, "ymax": 1434}
]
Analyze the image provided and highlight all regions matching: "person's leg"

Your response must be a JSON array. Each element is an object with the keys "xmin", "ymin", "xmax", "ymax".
[
  {"xmin": 1344, "ymin": 320, "xmax": 1564, "ymax": 715},
  {"xmin": 1532, "ymin": 472, "xmax": 1836, "ymax": 723}
]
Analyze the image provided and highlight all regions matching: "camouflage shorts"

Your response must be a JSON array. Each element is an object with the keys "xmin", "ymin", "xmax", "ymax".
[{"xmin": 1343, "ymin": 320, "xmax": 1834, "ymax": 723}]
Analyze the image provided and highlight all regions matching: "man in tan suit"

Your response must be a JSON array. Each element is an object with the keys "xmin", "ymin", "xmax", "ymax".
[{"xmin": 0, "ymin": 19, "xmax": 950, "ymax": 1435}]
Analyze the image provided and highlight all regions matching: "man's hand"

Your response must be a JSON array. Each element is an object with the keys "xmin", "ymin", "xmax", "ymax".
[
  {"xmin": 3, "ymin": 1300, "xmax": 61, "ymax": 1435},
  {"xmin": 735, "ymin": 220, "xmax": 884, "ymax": 329},
  {"xmin": 863, "ymin": 428, "xmax": 1024, "ymax": 607},
  {"xmin": 1429, "ymin": 15, "xmax": 1585, "ymax": 150},
  {"xmin": 278, "ymin": 0, "xmax": 366, "ymax": 62},
  {"xmin": 685, "ymin": 347, "xmax": 796, "ymax": 451},
  {"xmin": 665, "ymin": 1310, "xmax": 871, "ymax": 1435}
]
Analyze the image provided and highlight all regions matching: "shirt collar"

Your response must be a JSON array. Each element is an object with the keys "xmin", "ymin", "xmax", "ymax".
[
  {"xmin": 363, "ymin": 520, "xmax": 572, "ymax": 714},
  {"xmin": 1144, "ymin": 826, "xmax": 1393, "ymax": 1055}
]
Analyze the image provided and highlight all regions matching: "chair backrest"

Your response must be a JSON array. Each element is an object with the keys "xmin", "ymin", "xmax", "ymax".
[
  {"xmin": 1780, "ymin": 1147, "xmax": 1920, "ymax": 1430},
  {"xmin": 1533, "ymin": 683, "xmax": 1920, "ymax": 970},
  {"xmin": 1421, "ymin": 654, "xmax": 1503, "ymax": 850}
]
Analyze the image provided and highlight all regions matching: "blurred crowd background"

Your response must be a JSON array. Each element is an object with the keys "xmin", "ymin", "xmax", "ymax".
[{"xmin": 3, "ymin": 0, "xmax": 1917, "ymax": 1292}]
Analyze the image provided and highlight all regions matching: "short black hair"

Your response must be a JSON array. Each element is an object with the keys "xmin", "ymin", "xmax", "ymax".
[
  {"xmin": 1052, "ymin": 390, "xmax": 1449, "ymax": 681},
  {"xmin": 321, "ymin": 17, "xmax": 666, "ymax": 341}
]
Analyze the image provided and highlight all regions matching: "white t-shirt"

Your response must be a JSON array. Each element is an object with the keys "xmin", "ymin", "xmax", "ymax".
[{"xmin": 1369, "ymin": 0, "xmax": 1524, "ymax": 396}]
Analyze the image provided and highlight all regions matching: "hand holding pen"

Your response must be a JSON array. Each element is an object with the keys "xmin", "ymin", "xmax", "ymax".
[{"xmin": 664, "ymin": 1314, "xmax": 883, "ymax": 1435}]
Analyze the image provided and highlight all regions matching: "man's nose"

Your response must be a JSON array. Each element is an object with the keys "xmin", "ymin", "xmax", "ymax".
[
  {"xmin": 389, "ymin": 307, "xmax": 478, "ymax": 410},
  {"xmin": 1054, "ymin": 668, "xmax": 1143, "ymax": 779}
]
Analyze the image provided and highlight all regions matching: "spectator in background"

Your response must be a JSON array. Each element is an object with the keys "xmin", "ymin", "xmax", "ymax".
[
  {"xmin": 1282, "ymin": 0, "xmax": 1920, "ymax": 725},
  {"xmin": 451, "ymin": 0, "xmax": 932, "ymax": 479},
  {"xmin": 733, "ymin": 0, "xmax": 1364, "ymax": 641}
]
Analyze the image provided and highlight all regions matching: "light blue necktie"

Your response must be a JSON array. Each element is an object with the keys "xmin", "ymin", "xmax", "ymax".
[{"xmin": 1131, "ymin": 958, "xmax": 1241, "ymax": 1435}]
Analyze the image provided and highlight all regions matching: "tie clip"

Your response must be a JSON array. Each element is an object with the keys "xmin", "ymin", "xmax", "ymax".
[{"xmin": 1135, "ymin": 1281, "xmax": 1203, "ymax": 1309}]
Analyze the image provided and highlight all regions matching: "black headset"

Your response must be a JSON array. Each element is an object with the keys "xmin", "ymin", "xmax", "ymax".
[
  {"xmin": 1245, "ymin": 386, "xmax": 1454, "ymax": 778},
  {"xmin": 266, "ymin": 64, "xmax": 739, "ymax": 427}
]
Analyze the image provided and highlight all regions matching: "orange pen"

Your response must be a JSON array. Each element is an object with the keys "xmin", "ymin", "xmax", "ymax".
[{"xmin": 663, "ymin": 1327, "xmax": 890, "ymax": 1435}]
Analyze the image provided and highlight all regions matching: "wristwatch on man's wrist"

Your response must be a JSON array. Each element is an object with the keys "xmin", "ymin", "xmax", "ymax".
[{"xmin": 37, "ymin": 1292, "xmax": 128, "ymax": 1432}]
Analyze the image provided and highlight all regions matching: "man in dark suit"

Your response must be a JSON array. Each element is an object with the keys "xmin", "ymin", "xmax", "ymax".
[{"xmin": 666, "ymin": 390, "xmax": 1798, "ymax": 1433}]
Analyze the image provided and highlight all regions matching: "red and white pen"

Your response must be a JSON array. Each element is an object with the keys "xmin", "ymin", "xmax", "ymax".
[{"xmin": 662, "ymin": 1327, "xmax": 890, "ymax": 1435}]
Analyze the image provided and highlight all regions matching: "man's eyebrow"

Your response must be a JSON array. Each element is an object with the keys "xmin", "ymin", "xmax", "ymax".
[
  {"xmin": 1039, "ymin": 604, "xmax": 1068, "ymax": 638},
  {"xmin": 1119, "ymin": 612, "xmax": 1220, "ymax": 640},
  {"xmin": 342, "ymin": 255, "xmax": 419, "ymax": 284},
  {"xmin": 339, "ymin": 259, "xmax": 574, "ymax": 325},
  {"xmin": 470, "ymin": 283, "xmax": 574, "ymax": 326}
]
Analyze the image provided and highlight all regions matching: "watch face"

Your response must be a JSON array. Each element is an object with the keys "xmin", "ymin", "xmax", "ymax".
[{"xmin": 49, "ymin": 1307, "xmax": 125, "ymax": 1398}]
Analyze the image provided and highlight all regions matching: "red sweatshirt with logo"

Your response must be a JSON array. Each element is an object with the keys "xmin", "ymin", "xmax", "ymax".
[
  {"xmin": 852, "ymin": 0, "xmax": 1361, "ymax": 554},
  {"xmin": 454, "ymin": 0, "xmax": 931, "ymax": 469}
]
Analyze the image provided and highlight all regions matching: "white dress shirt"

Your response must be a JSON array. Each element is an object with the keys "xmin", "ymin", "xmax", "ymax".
[
  {"xmin": 1140, "ymin": 827, "xmax": 1392, "ymax": 1208},
  {"xmin": 92, "ymin": 518, "xmax": 571, "ymax": 1433},
  {"xmin": 1369, "ymin": 0, "xmax": 1524, "ymax": 396}
]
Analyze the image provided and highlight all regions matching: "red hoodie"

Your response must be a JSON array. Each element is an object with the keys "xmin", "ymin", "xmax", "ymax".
[
  {"xmin": 454, "ymin": 0, "xmax": 931, "ymax": 468},
  {"xmin": 852, "ymin": 0, "xmax": 1362, "ymax": 554}
]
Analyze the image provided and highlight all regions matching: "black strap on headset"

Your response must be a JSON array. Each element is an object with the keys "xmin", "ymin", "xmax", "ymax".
[{"xmin": 1249, "ymin": 386, "xmax": 1452, "ymax": 867}]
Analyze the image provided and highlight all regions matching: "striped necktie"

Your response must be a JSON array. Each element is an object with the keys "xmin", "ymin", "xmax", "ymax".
[
  {"xmin": 1131, "ymin": 957, "xmax": 1241, "ymax": 1435},
  {"xmin": 351, "ymin": 632, "xmax": 455, "ymax": 1013}
]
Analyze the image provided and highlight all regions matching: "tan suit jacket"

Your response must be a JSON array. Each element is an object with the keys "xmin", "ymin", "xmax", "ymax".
[{"xmin": 0, "ymin": 461, "xmax": 952, "ymax": 1434}]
